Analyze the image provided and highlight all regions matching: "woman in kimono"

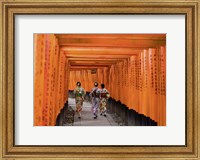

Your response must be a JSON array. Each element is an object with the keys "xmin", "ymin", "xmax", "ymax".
[
  {"xmin": 89, "ymin": 82, "xmax": 101, "ymax": 119},
  {"xmin": 99, "ymin": 83, "xmax": 110, "ymax": 117},
  {"xmin": 73, "ymin": 82, "xmax": 86, "ymax": 118}
]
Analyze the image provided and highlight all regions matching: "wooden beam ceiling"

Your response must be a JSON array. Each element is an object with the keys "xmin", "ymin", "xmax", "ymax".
[{"xmin": 55, "ymin": 34, "xmax": 166, "ymax": 71}]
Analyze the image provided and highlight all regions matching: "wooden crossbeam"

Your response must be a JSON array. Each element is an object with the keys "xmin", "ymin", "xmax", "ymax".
[
  {"xmin": 66, "ymin": 55, "xmax": 132, "ymax": 59},
  {"xmin": 70, "ymin": 61, "xmax": 116, "ymax": 66},
  {"xmin": 58, "ymin": 38, "xmax": 165, "ymax": 48},
  {"xmin": 55, "ymin": 34, "xmax": 166, "ymax": 40}
]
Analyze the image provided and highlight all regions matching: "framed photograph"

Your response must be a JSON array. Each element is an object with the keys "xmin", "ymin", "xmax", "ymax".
[{"xmin": 0, "ymin": 0, "xmax": 199, "ymax": 159}]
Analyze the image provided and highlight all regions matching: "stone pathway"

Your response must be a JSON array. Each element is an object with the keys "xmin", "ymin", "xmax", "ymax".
[{"xmin": 68, "ymin": 98, "xmax": 119, "ymax": 126}]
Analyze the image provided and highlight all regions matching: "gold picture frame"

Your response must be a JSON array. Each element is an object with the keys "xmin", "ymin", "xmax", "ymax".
[{"xmin": 0, "ymin": 0, "xmax": 199, "ymax": 159}]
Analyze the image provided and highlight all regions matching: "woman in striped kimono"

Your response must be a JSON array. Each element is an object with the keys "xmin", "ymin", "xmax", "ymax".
[{"xmin": 89, "ymin": 82, "xmax": 101, "ymax": 119}]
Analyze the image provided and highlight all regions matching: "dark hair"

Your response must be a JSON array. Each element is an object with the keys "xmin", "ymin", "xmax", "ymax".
[
  {"xmin": 76, "ymin": 82, "xmax": 81, "ymax": 86},
  {"xmin": 101, "ymin": 83, "xmax": 105, "ymax": 88},
  {"xmin": 94, "ymin": 82, "xmax": 98, "ymax": 87}
]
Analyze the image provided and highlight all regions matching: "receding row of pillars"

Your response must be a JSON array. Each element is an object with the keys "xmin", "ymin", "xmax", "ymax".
[{"xmin": 56, "ymin": 91, "xmax": 157, "ymax": 126}]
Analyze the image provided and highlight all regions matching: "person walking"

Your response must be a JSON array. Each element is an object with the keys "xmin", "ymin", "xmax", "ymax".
[
  {"xmin": 89, "ymin": 82, "xmax": 101, "ymax": 119},
  {"xmin": 73, "ymin": 82, "xmax": 86, "ymax": 119},
  {"xmin": 99, "ymin": 83, "xmax": 110, "ymax": 117}
]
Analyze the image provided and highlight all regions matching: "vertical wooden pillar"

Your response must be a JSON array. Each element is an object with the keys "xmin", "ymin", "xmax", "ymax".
[
  {"xmin": 34, "ymin": 34, "xmax": 68, "ymax": 126},
  {"xmin": 34, "ymin": 34, "xmax": 45, "ymax": 126}
]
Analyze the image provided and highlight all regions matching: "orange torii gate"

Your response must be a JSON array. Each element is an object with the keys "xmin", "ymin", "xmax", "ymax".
[{"xmin": 34, "ymin": 34, "xmax": 166, "ymax": 126}]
